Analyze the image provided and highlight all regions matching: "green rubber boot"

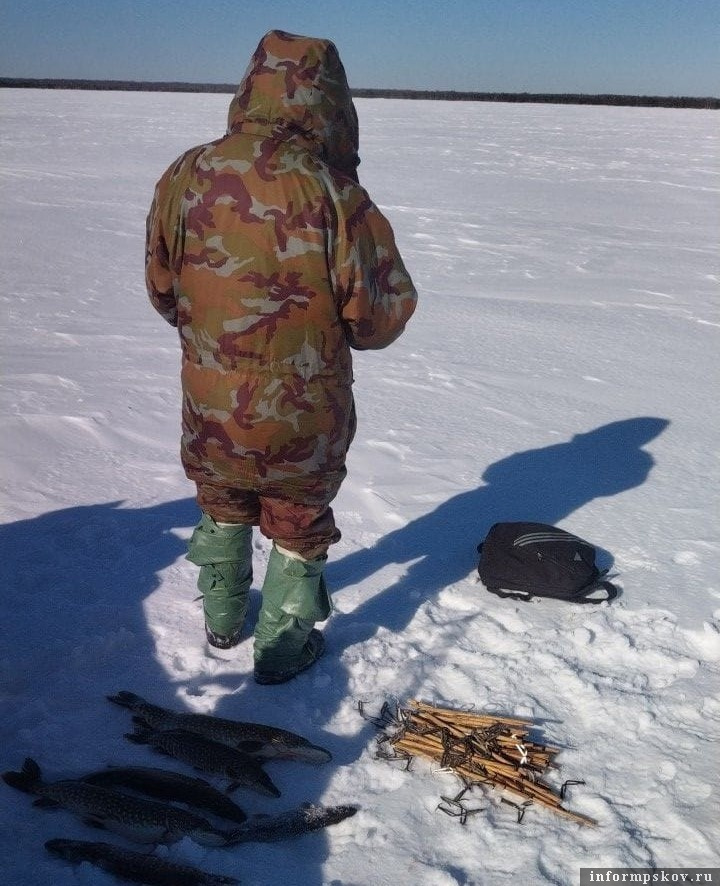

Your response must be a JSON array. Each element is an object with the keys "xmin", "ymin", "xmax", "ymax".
[
  {"xmin": 253, "ymin": 546, "xmax": 331, "ymax": 684},
  {"xmin": 186, "ymin": 514, "xmax": 253, "ymax": 649}
]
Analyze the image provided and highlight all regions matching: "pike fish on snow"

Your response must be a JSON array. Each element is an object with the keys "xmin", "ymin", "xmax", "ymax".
[{"xmin": 1, "ymin": 87, "xmax": 718, "ymax": 885}]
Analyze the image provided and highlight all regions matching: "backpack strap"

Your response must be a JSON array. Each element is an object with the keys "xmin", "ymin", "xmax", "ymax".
[
  {"xmin": 576, "ymin": 578, "xmax": 619, "ymax": 604},
  {"xmin": 484, "ymin": 586, "xmax": 533, "ymax": 603},
  {"xmin": 485, "ymin": 579, "xmax": 620, "ymax": 604}
]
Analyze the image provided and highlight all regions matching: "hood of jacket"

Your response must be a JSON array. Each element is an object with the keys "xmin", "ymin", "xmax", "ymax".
[{"xmin": 227, "ymin": 30, "xmax": 360, "ymax": 180}]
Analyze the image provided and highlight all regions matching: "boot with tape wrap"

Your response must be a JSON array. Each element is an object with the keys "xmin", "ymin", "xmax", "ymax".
[
  {"xmin": 186, "ymin": 514, "xmax": 253, "ymax": 648},
  {"xmin": 253, "ymin": 546, "xmax": 331, "ymax": 684}
]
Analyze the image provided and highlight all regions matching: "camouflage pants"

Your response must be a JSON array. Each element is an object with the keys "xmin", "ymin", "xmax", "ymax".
[{"xmin": 194, "ymin": 474, "xmax": 343, "ymax": 560}]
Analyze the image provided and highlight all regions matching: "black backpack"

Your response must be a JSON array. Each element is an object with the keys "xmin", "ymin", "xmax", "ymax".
[{"xmin": 477, "ymin": 522, "xmax": 619, "ymax": 604}]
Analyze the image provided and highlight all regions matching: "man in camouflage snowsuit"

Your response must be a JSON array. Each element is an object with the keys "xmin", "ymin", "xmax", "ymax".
[{"xmin": 145, "ymin": 30, "xmax": 417, "ymax": 683}]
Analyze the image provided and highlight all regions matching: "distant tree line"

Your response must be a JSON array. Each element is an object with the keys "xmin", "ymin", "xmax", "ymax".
[
  {"xmin": 1, "ymin": 78, "xmax": 718, "ymax": 109},
  {"xmin": 0, "ymin": 78, "xmax": 236, "ymax": 94},
  {"xmin": 353, "ymin": 87, "xmax": 720, "ymax": 110}
]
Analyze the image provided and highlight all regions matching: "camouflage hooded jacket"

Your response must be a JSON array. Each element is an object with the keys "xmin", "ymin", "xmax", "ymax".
[{"xmin": 146, "ymin": 30, "xmax": 417, "ymax": 490}]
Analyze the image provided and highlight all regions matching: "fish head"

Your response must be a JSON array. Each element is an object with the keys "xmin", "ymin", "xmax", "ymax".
[
  {"xmin": 234, "ymin": 739, "xmax": 268, "ymax": 757},
  {"xmin": 299, "ymin": 802, "xmax": 359, "ymax": 828}
]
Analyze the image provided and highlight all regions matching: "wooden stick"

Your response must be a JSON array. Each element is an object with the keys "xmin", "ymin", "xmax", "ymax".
[
  {"xmin": 383, "ymin": 700, "xmax": 595, "ymax": 827},
  {"xmin": 407, "ymin": 699, "xmax": 534, "ymax": 728},
  {"xmin": 453, "ymin": 764, "xmax": 597, "ymax": 826}
]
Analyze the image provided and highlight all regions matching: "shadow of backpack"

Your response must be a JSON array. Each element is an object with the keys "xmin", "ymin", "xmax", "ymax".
[{"xmin": 477, "ymin": 522, "xmax": 619, "ymax": 604}]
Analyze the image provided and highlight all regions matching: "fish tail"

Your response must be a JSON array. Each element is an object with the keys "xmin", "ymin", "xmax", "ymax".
[
  {"xmin": 264, "ymin": 778, "xmax": 282, "ymax": 799},
  {"xmin": 2, "ymin": 758, "xmax": 43, "ymax": 794},
  {"xmin": 106, "ymin": 690, "xmax": 144, "ymax": 709}
]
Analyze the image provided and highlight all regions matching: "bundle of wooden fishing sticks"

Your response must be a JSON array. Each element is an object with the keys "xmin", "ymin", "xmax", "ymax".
[{"xmin": 372, "ymin": 699, "xmax": 596, "ymax": 827}]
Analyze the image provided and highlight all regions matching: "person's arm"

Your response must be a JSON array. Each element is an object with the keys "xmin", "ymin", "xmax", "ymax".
[
  {"xmin": 331, "ymin": 185, "xmax": 417, "ymax": 350},
  {"xmin": 145, "ymin": 179, "xmax": 178, "ymax": 327}
]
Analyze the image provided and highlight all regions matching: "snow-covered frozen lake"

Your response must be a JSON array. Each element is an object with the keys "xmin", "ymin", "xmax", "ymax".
[{"xmin": 1, "ymin": 88, "xmax": 718, "ymax": 885}]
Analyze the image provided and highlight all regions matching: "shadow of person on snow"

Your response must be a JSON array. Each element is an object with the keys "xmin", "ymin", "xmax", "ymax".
[
  {"xmin": 325, "ymin": 416, "xmax": 670, "ymax": 645},
  {"xmin": 0, "ymin": 496, "xmax": 199, "ymax": 712}
]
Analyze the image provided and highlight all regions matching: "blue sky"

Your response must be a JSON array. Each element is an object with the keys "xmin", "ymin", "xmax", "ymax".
[{"xmin": 1, "ymin": 0, "xmax": 718, "ymax": 96}]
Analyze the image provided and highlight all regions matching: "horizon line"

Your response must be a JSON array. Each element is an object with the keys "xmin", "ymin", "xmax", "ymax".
[{"xmin": 1, "ymin": 77, "xmax": 717, "ymax": 109}]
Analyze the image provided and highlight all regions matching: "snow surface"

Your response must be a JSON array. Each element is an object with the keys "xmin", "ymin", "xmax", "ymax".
[{"xmin": 1, "ymin": 89, "xmax": 718, "ymax": 885}]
